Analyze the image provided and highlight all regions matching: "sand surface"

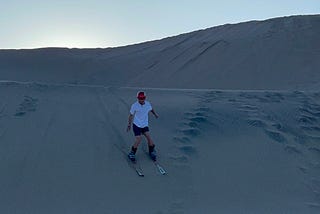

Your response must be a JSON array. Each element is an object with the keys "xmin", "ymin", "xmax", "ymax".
[{"xmin": 0, "ymin": 82, "xmax": 319, "ymax": 213}]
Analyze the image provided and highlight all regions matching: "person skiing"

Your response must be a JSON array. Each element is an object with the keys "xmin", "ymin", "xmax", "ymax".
[{"xmin": 127, "ymin": 91, "xmax": 159, "ymax": 161}]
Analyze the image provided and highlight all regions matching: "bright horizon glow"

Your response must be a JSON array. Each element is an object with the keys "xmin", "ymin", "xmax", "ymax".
[{"xmin": 1, "ymin": 0, "xmax": 319, "ymax": 49}]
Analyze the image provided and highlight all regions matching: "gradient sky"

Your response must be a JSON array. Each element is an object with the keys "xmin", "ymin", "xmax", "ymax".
[{"xmin": 1, "ymin": 0, "xmax": 319, "ymax": 49}]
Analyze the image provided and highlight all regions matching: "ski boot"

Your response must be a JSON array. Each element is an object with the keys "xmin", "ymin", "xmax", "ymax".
[
  {"xmin": 128, "ymin": 146, "xmax": 137, "ymax": 162},
  {"xmin": 149, "ymin": 145, "xmax": 157, "ymax": 161}
]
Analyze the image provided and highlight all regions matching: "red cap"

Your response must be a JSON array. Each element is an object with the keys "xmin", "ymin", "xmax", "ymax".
[{"xmin": 137, "ymin": 91, "xmax": 146, "ymax": 100}]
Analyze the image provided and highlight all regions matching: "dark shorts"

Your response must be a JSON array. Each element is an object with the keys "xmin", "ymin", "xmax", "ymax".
[{"xmin": 133, "ymin": 123, "xmax": 149, "ymax": 136}]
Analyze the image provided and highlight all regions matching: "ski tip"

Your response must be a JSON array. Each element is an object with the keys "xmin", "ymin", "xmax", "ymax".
[
  {"xmin": 160, "ymin": 171, "xmax": 167, "ymax": 175},
  {"xmin": 155, "ymin": 164, "xmax": 167, "ymax": 175},
  {"xmin": 138, "ymin": 172, "xmax": 145, "ymax": 177}
]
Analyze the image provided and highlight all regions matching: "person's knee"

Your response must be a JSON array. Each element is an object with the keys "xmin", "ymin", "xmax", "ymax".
[
  {"xmin": 144, "ymin": 131, "xmax": 150, "ymax": 137},
  {"xmin": 143, "ymin": 133, "xmax": 151, "ymax": 140},
  {"xmin": 135, "ymin": 136, "xmax": 142, "ymax": 143}
]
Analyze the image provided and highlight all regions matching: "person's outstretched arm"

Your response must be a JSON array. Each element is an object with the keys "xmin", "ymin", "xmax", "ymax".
[
  {"xmin": 151, "ymin": 109, "xmax": 159, "ymax": 119},
  {"xmin": 127, "ymin": 114, "xmax": 134, "ymax": 131}
]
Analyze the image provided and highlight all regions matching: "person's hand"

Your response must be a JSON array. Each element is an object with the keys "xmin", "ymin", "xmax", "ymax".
[
  {"xmin": 127, "ymin": 124, "xmax": 131, "ymax": 132},
  {"xmin": 154, "ymin": 113, "xmax": 159, "ymax": 119}
]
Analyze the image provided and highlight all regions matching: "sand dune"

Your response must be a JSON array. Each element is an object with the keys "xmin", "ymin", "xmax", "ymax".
[{"xmin": 1, "ymin": 15, "xmax": 320, "ymax": 90}]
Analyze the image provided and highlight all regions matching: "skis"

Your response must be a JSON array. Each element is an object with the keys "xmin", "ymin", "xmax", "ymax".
[
  {"xmin": 130, "ymin": 160, "xmax": 144, "ymax": 177},
  {"xmin": 114, "ymin": 144, "xmax": 145, "ymax": 177},
  {"xmin": 114, "ymin": 143, "xmax": 166, "ymax": 177},
  {"xmin": 128, "ymin": 158, "xmax": 166, "ymax": 176},
  {"xmin": 143, "ymin": 147, "xmax": 167, "ymax": 175},
  {"xmin": 153, "ymin": 161, "xmax": 166, "ymax": 175}
]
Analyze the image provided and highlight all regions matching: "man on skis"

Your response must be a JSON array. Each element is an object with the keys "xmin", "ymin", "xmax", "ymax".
[{"xmin": 127, "ymin": 91, "xmax": 159, "ymax": 161}]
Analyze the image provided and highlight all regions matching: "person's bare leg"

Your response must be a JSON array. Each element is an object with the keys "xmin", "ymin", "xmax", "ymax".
[
  {"xmin": 133, "ymin": 135, "xmax": 142, "ymax": 149},
  {"xmin": 129, "ymin": 136, "xmax": 142, "ymax": 161},
  {"xmin": 143, "ymin": 132, "xmax": 154, "ymax": 147},
  {"xmin": 144, "ymin": 132, "xmax": 156, "ymax": 160}
]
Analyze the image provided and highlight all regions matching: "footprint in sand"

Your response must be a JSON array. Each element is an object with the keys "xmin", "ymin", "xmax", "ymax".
[
  {"xmin": 241, "ymin": 92, "xmax": 283, "ymax": 103},
  {"xmin": 181, "ymin": 110, "xmax": 210, "ymax": 137},
  {"xmin": 298, "ymin": 166, "xmax": 308, "ymax": 174},
  {"xmin": 173, "ymin": 136, "xmax": 191, "ymax": 144},
  {"xmin": 14, "ymin": 96, "xmax": 38, "ymax": 117},
  {"xmin": 172, "ymin": 99, "xmax": 213, "ymax": 160},
  {"xmin": 240, "ymin": 104, "xmax": 259, "ymax": 111},
  {"xmin": 264, "ymin": 129, "xmax": 287, "ymax": 143},
  {"xmin": 247, "ymin": 118, "xmax": 267, "ymax": 128},
  {"xmin": 237, "ymin": 93, "xmax": 295, "ymax": 145},
  {"xmin": 263, "ymin": 92, "xmax": 285, "ymax": 103},
  {"xmin": 173, "ymin": 127, "xmax": 200, "ymax": 157},
  {"xmin": 299, "ymin": 115, "xmax": 317, "ymax": 125},
  {"xmin": 239, "ymin": 93, "xmax": 269, "ymax": 103},
  {"xmin": 238, "ymin": 102, "xmax": 269, "ymax": 129},
  {"xmin": 200, "ymin": 91, "xmax": 224, "ymax": 103},
  {"xmin": 301, "ymin": 126, "xmax": 320, "ymax": 132},
  {"xmin": 284, "ymin": 145, "xmax": 303, "ymax": 155},
  {"xmin": 298, "ymin": 103, "xmax": 320, "ymax": 139},
  {"xmin": 178, "ymin": 145, "xmax": 197, "ymax": 155},
  {"xmin": 308, "ymin": 147, "xmax": 320, "ymax": 157},
  {"xmin": 181, "ymin": 128, "xmax": 201, "ymax": 137}
]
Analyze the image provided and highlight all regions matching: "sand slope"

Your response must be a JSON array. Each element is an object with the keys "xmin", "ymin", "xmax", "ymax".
[{"xmin": 0, "ymin": 81, "xmax": 319, "ymax": 213}]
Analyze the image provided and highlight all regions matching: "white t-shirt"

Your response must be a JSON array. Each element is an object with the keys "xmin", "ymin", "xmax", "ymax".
[{"xmin": 130, "ymin": 101, "xmax": 152, "ymax": 128}]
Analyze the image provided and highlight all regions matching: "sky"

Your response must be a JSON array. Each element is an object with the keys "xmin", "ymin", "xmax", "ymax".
[{"xmin": 0, "ymin": 0, "xmax": 319, "ymax": 49}]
